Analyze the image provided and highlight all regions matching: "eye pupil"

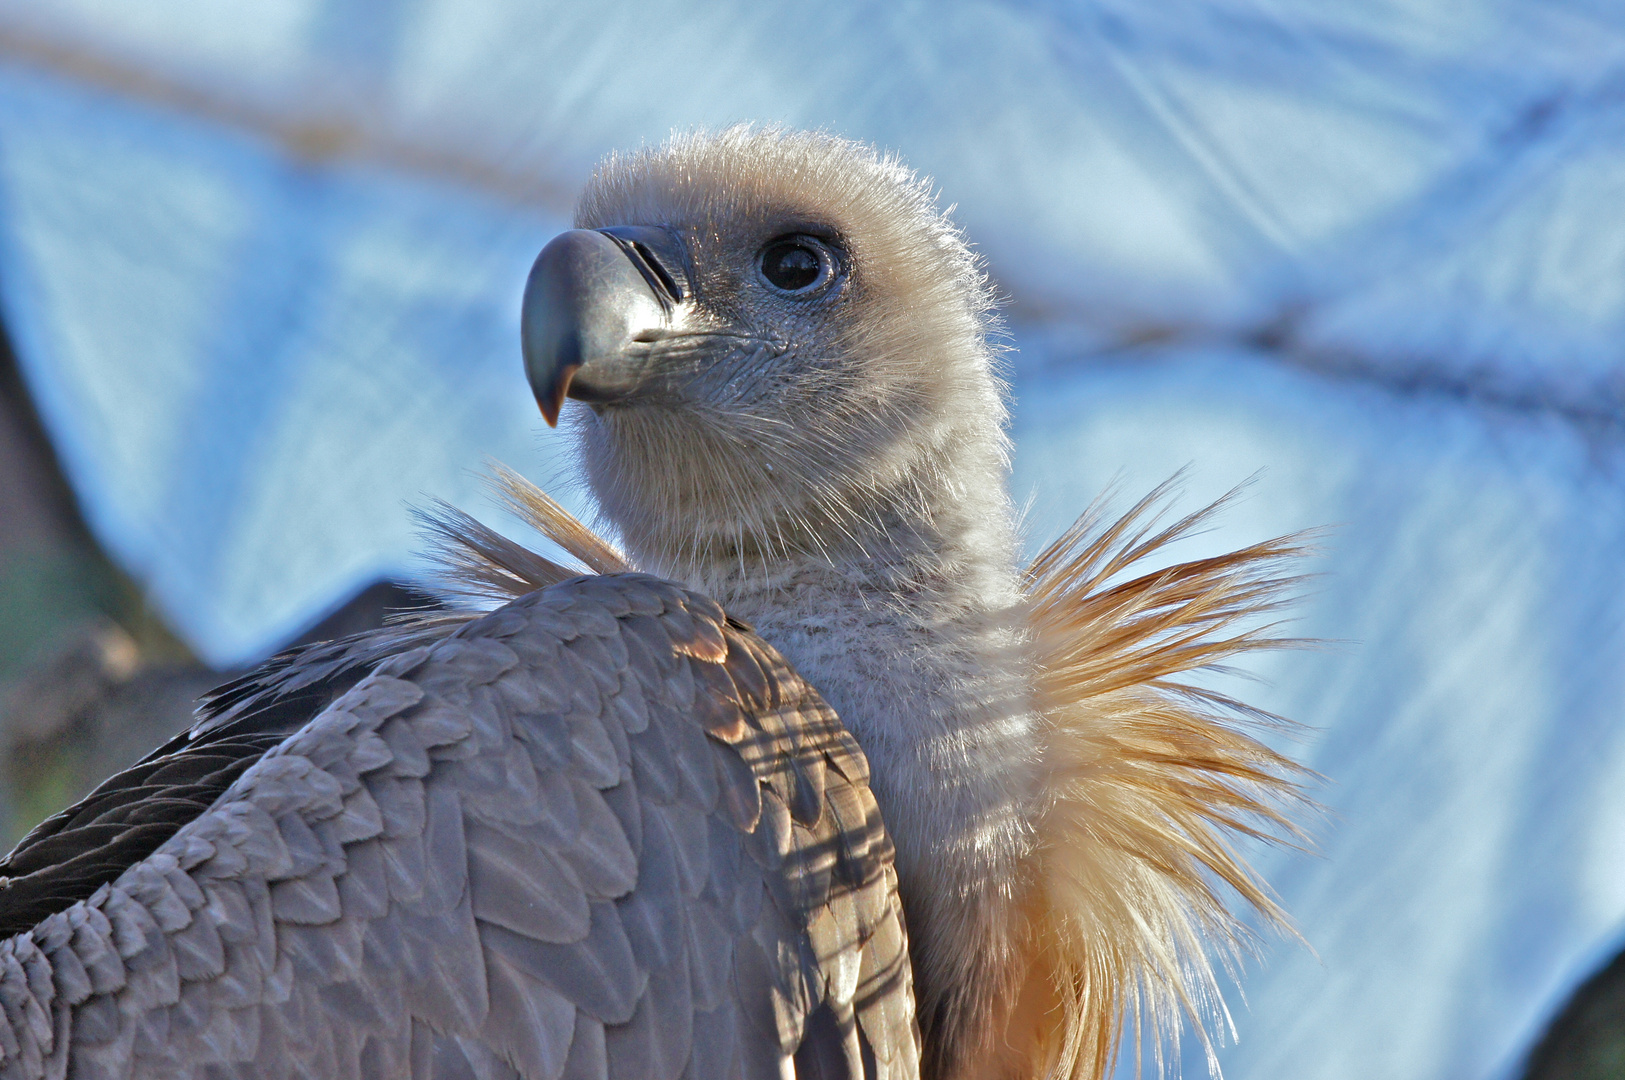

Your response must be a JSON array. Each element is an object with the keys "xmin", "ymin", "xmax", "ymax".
[{"xmin": 761, "ymin": 240, "xmax": 825, "ymax": 292}]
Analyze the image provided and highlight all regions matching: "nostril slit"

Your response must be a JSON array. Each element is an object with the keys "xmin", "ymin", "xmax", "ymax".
[
  {"xmin": 597, "ymin": 228, "xmax": 687, "ymax": 311},
  {"xmin": 630, "ymin": 242, "xmax": 684, "ymax": 304}
]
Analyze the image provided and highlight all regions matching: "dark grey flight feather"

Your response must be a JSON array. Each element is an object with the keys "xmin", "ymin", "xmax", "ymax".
[{"xmin": 0, "ymin": 573, "xmax": 920, "ymax": 1079}]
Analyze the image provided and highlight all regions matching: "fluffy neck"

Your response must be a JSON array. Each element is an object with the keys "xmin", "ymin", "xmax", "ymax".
[
  {"xmin": 434, "ymin": 449, "xmax": 1312, "ymax": 1080},
  {"xmin": 612, "ymin": 434, "xmax": 1040, "ymax": 1080},
  {"xmin": 432, "ymin": 449, "xmax": 1312, "ymax": 1080}
]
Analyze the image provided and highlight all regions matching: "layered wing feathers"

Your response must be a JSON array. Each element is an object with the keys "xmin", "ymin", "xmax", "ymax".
[{"xmin": 0, "ymin": 573, "xmax": 918, "ymax": 1080}]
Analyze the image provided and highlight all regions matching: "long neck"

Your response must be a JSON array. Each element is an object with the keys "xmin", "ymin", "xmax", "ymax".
[{"xmin": 618, "ymin": 442, "xmax": 1041, "ymax": 1079}]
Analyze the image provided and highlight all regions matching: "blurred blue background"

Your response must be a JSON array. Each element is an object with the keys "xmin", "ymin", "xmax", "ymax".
[{"xmin": 0, "ymin": 1, "xmax": 1623, "ymax": 1077}]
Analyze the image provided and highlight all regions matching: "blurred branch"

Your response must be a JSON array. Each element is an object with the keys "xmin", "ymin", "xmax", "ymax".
[{"xmin": 0, "ymin": 18, "xmax": 575, "ymax": 212}]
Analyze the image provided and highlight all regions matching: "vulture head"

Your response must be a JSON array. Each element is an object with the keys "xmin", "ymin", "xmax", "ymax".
[{"xmin": 524, "ymin": 127, "xmax": 1008, "ymax": 585}]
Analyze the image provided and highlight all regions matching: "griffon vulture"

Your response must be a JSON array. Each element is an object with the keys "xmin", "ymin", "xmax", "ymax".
[{"xmin": 0, "ymin": 127, "xmax": 1308, "ymax": 1080}]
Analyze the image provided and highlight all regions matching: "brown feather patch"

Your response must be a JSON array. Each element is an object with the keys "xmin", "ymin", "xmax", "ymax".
[{"xmin": 1015, "ymin": 480, "xmax": 1318, "ymax": 1080}]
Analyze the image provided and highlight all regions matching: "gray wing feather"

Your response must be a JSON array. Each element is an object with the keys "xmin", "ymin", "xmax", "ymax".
[{"xmin": 0, "ymin": 573, "xmax": 921, "ymax": 1079}]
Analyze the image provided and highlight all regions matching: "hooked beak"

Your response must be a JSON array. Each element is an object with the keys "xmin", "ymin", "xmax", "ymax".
[{"xmin": 520, "ymin": 225, "xmax": 690, "ymax": 426}]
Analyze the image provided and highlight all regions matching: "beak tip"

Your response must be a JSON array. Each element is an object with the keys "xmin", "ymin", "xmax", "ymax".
[
  {"xmin": 523, "ymin": 227, "xmax": 680, "ymax": 426},
  {"xmin": 537, "ymin": 364, "xmax": 578, "ymax": 427}
]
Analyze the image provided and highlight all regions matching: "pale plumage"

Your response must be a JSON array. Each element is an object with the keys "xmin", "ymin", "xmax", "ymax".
[{"xmin": 0, "ymin": 126, "xmax": 1309, "ymax": 1080}]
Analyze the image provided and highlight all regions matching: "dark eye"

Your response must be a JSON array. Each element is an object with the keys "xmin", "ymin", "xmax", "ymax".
[{"xmin": 759, "ymin": 236, "xmax": 835, "ymax": 294}]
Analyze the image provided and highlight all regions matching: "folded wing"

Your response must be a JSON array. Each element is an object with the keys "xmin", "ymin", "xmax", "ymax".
[{"xmin": 0, "ymin": 572, "xmax": 918, "ymax": 1080}]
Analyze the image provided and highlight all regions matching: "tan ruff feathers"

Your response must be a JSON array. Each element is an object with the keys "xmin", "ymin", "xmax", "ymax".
[
  {"xmin": 483, "ymin": 461, "xmax": 632, "ymax": 575},
  {"xmin": 1019, "ymin": 481, "xmax": 1317, "ymax": 1079},
  {"xmin": 417, "ymin": 466, "xmax": 1313, "ymax": 1078},
  {"xmin": 414, "ymin": 464, "xmax": 631, "ymax": 605}
]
